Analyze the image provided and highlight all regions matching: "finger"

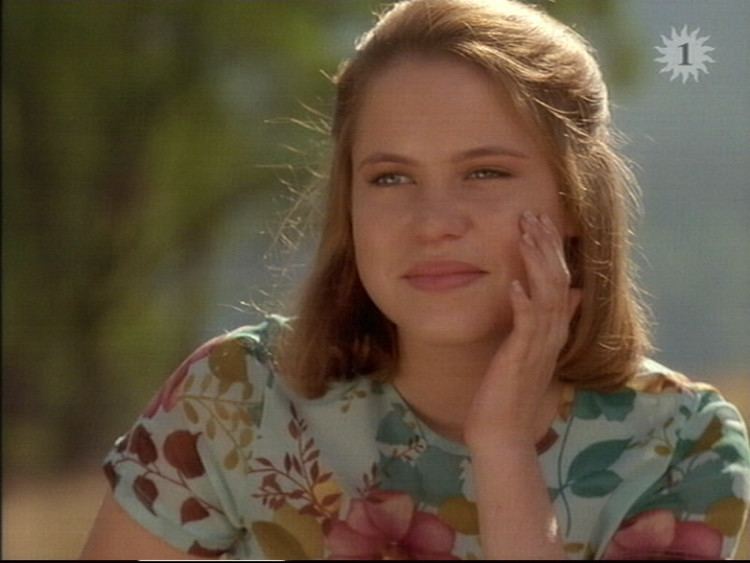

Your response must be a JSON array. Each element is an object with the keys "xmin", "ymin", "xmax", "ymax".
[
  {"xmin": 517, "ymin": 243, "xmax": 561, "ymax": 373},
  {"xmin": 536, "ymin": 213, "xmax": 572, "ymax": 289},
  {"xmin": 538, "ymin": 216, "xmax": 580, "ymax": 350},
  {"xmin": 524, "ymin": 212, "xmax": 576, "ymax": 327},
  {"xmin": 521, "ymin": 212, "xmax": 568, "ymax": 303},
  {"xmin": 519, "ymin": 217, "xmax": 551, "ymax": 304},
  {"xmin": 503, "ymin": 279, "xmax": 535, "ymax": 363},
  {"xmin": 541, "ymin": 236, "xmax": 579, "ymax": 347},
  {"xmin": 552, "ymin": 287, "xmax": 583, "ymax": 351},
  {"xmin": 519, "ymin": 220, "xmax": 562, "ymax": 324},
  {"xmin": 520, "ymin": 213, "xmax": 572, "ymax": 354}
]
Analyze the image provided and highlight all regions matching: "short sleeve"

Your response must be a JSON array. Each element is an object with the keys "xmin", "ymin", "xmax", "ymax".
[
  {"xmin": 602, "ymin": 389, "xmax": 750, "ymax": 560},
  {"xmin": 102, "ymin": 320, "xmax": 281, "ymax": 558}
]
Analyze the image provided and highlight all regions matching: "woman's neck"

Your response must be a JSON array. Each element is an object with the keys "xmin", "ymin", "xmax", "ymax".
[{"xmin": 392, "ymin": 331, "xmax": 562, "ymax": 445}]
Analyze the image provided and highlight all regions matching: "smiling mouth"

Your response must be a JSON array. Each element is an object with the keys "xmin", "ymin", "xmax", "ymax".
[{"xmin": 404, "ymin": 271, "xmax": 487, "ymax": 291}]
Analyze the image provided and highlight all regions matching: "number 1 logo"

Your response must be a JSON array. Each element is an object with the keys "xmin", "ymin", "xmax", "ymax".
[{"xmin": 654, "ymin": 25, "xmax": 715, "ymax": 83}]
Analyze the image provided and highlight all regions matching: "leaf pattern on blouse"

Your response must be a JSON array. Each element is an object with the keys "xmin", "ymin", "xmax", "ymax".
[{"xmin": 102, "ymin": 316, "xmax": 750, "ymax": 560}]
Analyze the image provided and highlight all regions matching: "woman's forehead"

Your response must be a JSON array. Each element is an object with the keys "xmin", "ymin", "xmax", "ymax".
[{"xmin": 351, "ymin": 55, "xmax": 544, "ymax": 162}]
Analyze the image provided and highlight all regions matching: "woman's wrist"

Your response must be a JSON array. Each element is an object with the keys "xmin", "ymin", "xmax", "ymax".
[
  {"xmin": 464, "ymin": 428, "xmax": 538, "ymax": 454},
  {"xmin": 469, "ymin": 434, "xmax": 566, "ymax": 560}
]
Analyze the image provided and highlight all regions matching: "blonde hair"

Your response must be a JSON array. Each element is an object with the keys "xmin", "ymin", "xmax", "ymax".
[{"xmin": 277, "ymin": 0, "xmax": 653, "ymax": 397}]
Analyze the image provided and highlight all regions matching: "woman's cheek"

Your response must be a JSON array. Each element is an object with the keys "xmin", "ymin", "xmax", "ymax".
[
  {"xmin": 352, "ymin": 217, "xmax": 396, "ymax": 308},
  {"xmin": 475, "ymin": 204, "xmax": 524, "ymax": 265}
]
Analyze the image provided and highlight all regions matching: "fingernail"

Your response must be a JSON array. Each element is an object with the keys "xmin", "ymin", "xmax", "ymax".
[
  {"xmin": 523, "ymin": 232, "xmax": 535, "ymax": 246},
  {"xmin": 523, "ymin": 210, "xmax": 537, "ymax": 223},
  {"xmin": 512, "ymin": 280, "xmax": 523, "ymax": 293}
]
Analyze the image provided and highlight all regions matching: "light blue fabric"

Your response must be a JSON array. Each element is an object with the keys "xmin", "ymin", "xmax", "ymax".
[{"xmin": 104, "ymin": 317, "xmax": 750, "ymax": 559}]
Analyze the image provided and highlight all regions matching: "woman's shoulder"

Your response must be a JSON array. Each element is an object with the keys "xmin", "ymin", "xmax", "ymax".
[
  {"xmin": 140, "ymin": 314, "xmax": 290, "ymax": 419},
  {"xmin": 565, "ymin": 358, "xmax": 749, "ymax": 469},
  {"xmin": 167, "ymin": 314, "xmax": 377, "ymax": 409},
  {"xmin": 580, "ymin": 359, "xmax": 750, "ymax": 560},
  {"xmin": 627, "ymin": 357, "xmax": 721, "ymax": 397},
  {"xmin": 570, "ymin": 358, "xmax": 735, "ymax": 419},
  {"xmin": 623, "ymin": 358, "xmax": 745, "ymax": 430},
  {"xmin": 218, "ymin": 312, "xmax": 291, "ymax": 373},
  {"xmin": 562, "ymin": 357, "xmax": 748, "ymax": 458}
]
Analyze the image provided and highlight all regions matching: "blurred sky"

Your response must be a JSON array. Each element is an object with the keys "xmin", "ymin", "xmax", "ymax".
[
  {"xmin": 612, "ymin": 0, "xmax": 750, "ymax": 377},
  {"xmin": 200, "ymin": 0, "xmax": 750, "ymax": 381}
]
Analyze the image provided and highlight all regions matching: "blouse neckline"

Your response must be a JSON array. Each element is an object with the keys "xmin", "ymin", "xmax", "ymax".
[{"xmin": 381, "ymin": 379, "xmax": 576, "ymax": 457}]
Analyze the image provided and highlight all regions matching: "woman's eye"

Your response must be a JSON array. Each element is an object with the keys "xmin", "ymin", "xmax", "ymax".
[
  {"xmin": 370, "ymin": 173, "xmax": 411, "ymax": 186},
  {"xmin": 367, "ymin": 169, "xmax": 509, "ymax": 186},
  {"xmin": 468, "ymin": 169, "xmax": 511, "ymax": 180}
]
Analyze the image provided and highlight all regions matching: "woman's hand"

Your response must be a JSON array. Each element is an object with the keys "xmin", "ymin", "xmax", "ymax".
[
  {"xmin": 464, "ymin": 210, "xmax": 581, "ymax": 559},
  {"xmin": 464, "ymin": 210, "xmax": 582, "ymax": 449}
]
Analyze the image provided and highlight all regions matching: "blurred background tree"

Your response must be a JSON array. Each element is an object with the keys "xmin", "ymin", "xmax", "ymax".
[{"xmin": 3, "ymin": 0, "xmax": 373, "ymax": 473}]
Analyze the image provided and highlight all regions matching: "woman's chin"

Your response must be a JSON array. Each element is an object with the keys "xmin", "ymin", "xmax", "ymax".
[{"xmin": 395, "ymin": 311, "xmax": 512, "ymax": 348}]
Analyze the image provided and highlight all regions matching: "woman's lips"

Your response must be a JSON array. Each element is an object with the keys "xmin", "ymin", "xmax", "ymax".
[
  {"xmin": 403, "ymin": 261, "xmax": 487, "ymax": 291},
  {"xmin": 406, "ymin": 271, "xmax": 487, "ymax": 291}
]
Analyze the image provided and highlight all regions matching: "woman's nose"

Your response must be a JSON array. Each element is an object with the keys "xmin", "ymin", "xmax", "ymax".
[{"xmin": 408, "ymin": 187, "xmax": 471, "ymax": 243}]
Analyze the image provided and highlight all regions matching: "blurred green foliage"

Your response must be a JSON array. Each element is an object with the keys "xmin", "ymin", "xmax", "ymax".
[
  {"xmin": 2, "ymin": 0, "xmax": 377, "ymax": 473},
  {"xmin": 3, "ymin": 0, "xmax": 634, "ymax": 475}
]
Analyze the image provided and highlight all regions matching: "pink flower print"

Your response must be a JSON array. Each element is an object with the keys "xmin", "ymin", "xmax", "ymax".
[
  {"xmin": 325, "ymin": 490, "xmax": 458, "ymax": 560},
  {"xmin": 603, "ymin": 509, "xmax": 723, "ymax": 560},
  {"xmin": 143, "ymin": 337, "xmax": 219, "ymax": 418}
]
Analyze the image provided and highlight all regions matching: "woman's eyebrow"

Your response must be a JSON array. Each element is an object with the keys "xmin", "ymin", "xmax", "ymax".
[{"xmin": 356, "ymin": 145, "xmax": 530, "ymax": 171}]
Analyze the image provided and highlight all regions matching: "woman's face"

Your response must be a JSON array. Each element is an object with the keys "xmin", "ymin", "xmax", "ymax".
[{"xmin": 351, "ymin": 55, "xmax": 572, "ymax": 347}]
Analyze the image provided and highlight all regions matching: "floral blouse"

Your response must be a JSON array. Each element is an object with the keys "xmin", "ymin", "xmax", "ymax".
[{"xmin": 103, "ymin": 315, "xmax": 750, "ymax": 559}]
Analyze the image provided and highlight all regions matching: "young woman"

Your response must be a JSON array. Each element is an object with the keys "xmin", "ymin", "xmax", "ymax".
[{"xmin": 82, "ymin": 0, "xmax": 750, "ymax": 559}]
